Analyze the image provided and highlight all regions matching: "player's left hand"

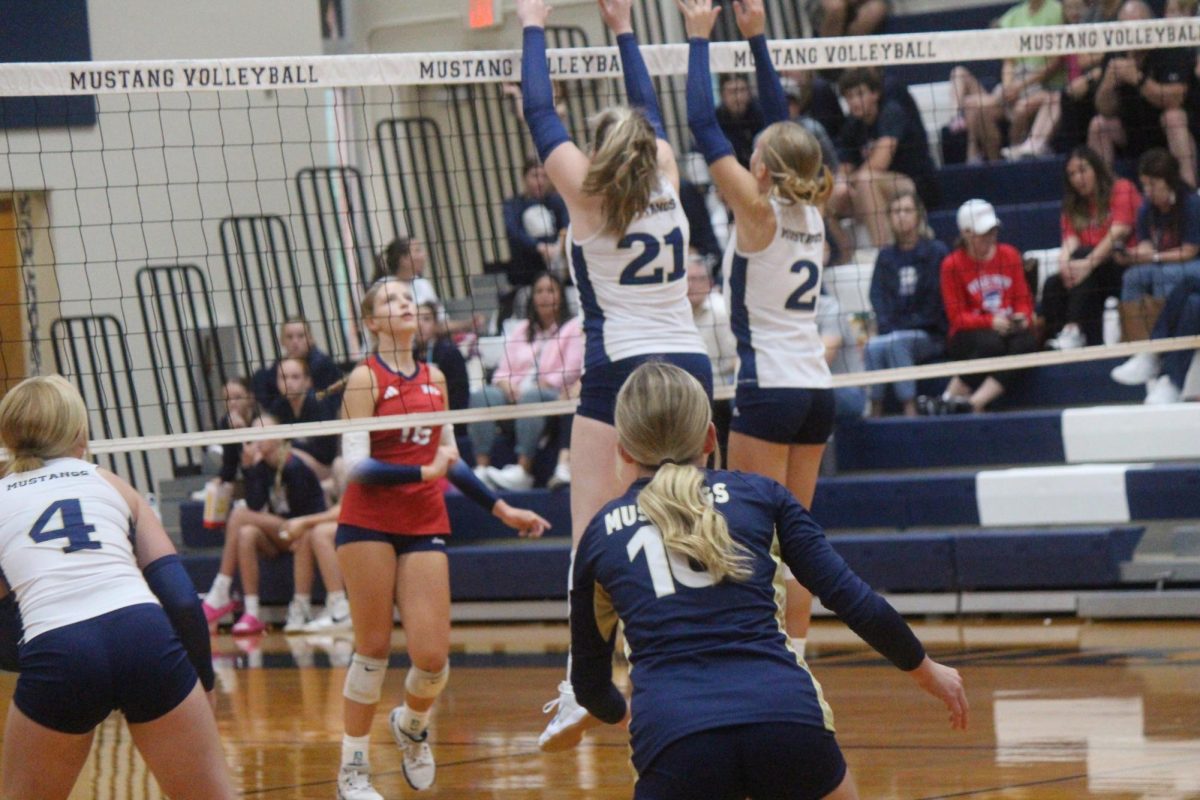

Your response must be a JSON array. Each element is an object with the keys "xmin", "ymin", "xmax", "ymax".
[
  {"xmin": 493, "ymin": 500, "xmax": 551, "ymax": 538},
  {"xmin": 732, "ymin": 0, "xmax": 766, "ymax": 38},
  {"xmin": 909, "ymin": 656, "xmax": 968, "ymax": 730}
]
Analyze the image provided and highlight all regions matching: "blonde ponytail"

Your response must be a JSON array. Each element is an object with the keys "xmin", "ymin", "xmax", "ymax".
[
  {"xmin": 758, "ymin": 122, "xmax": 833, "ymax": 208},
  {"xmin": 614, "ymin": 362, "xmax": 753, "ymax": 584},
  {"xmin": 582, "ymin": 107, "xmax": 659, "ymax": 237},
  {"xmin": 0, "ymin": 375, "xmax": 90, "ymax": 476}
]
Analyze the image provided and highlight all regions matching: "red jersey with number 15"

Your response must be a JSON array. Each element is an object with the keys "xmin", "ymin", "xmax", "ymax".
[{"xmin": 338, "ymin": 356, "xmax": 451, "ymax": 536}]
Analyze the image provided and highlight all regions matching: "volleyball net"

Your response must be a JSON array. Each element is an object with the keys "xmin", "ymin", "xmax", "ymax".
[{"xmin": 2, "ymin": 11, "xmax": 1200, "ymax": 488}]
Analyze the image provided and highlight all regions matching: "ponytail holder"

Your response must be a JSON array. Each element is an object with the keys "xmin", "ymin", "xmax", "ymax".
[{"xmin": 657, "ymin": 458, "xmax": 678, "ymax": 467}]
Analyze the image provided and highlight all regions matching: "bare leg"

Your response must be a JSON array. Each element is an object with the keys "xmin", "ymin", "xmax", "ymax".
[
  {"xmin": 1, "ymin": 705, "xmax": 95, "ymax": 800},
  {"xmin": 818, "ymin": 0, "xmax": 849, "ymax": 37},
  {"xmin": 822, "ymin": 768, "xmax": 862, "ymax": 799},
  {"xmin": 568, "ymin": 416, "xmax": 624, "ymax": 546},
  {"xmin": 128, "ymin": 685, "xmax": 236, "ymax": 800},
  {"xmin": 1087, "ymin": 114, "xmax": 1125, "ymax": 168},
  {"xmin": 970, "ymin": 376, "xmax": 1006, "ymax": 411},
  {"xmin": 292, "ymin": 530, "xmax": 315, "ymax": 598},
  {"xmin": 338, "ymin": 541, "xmax": 399, "ymax": 737},
  {"xmin": 845, "ymin": 0, "xmax": 887, "ymax": 35},
  {"xmin": 945, "ymin": 376, "xmax": 972, "ymax": 398},
  {"xmin": 237, "ymin": 521, "xmax": 284, "ymax": 598},
  {"xmin": 311, "ymin": 521, "xmax": 344, "ymax": 593},
  {"xmin": 1163, "ymin": 108, "xmax": 1197, "ymax": 187},
  {"xmin": 394, "ymin": 551, "xmax": 451, "ymax": 714}
]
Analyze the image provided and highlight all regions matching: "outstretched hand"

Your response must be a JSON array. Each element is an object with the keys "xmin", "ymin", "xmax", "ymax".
[
  {"xmin": 909, "ymin": 656, "xmax": 969, "ymax": 731},
  {"xmin": 732, "ymin": 0, "xmax": 766, "ymax": 38},
  {"xmin": 494, "ymin": 500, "xmax": 551, "ymax": 538},
  {"xmin": 598, "ymin": 0, "xmax": 634, "ymax": 35},
  {"xmin": 517, "ymin": 0, "xmax": 552, "ymax": 28},
  {"xmin": 675, "ymin": 0, "xmax": 721, "ymax": 40}
]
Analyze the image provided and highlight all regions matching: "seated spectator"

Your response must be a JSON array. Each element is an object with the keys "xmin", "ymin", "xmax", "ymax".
[
  {"xmin": 374, "ymin": 236, "xmax": 440, "ymax": 304},
  {"xmin": 687, "ymin": 253, "xmax": 738, "ymax": 387},
  {"xmin": 269, "ymin": 357, "xmax": 338, "ymax": 482},
  {"xmin": 808, "ymin": 0, "xmax": 889, "ymax": 37},
  {"xmin": 817, "ymin": 291, "xmax": 868, "ymax": 422},
  {"xmin": 200, "ymin": 414, "xmax": 331, "ymax": 635},
  {"xmin": 835, "ymin": 68, "xmax": 938, "ymax": 247},
  {"xmin": 213, "ymin": 375, "xmax": 257, "ymax": 487},
  {"xmin": 781, "ymin": 69, "xmax": 845, "ymax": 142},
  {"xmin": 1010, "ymin": 0, "xmax": 1096, "ymax": 157},
  {"xmin": 1118, "ymin": 148, "xmax": 1200, "ymax": 340},
  {"xmin": 1111, "ymin": 275, "xmax": 1200, "ymax": 401},
  {"xmin": 469, "ymin": 272, "xmax": 582, "ymax": 491},
  {"xmin": 716, "ymin": 74, "xmax": 766, "ymax": 168},
  {"xmin": 949, "ymin": 0, "xmax": 1065, "ymax": 163},
  {"xmin": 279, "ymin": 504, "xmax": 352, "ymax": 633},
  {"xmin": 504, "ymin": 157, "xmax": 569, "ymax": 287},
  {"xmin": 251, "ymin": 316, "xmax": 343, "ymax": 410},
  {"xmin": 1088, "ymin": 0, "xmax": 1197, "ymax": 186},
  {"xmin": 924, "ymin": 200, "xmax": 1038, "ymax": 413},
  {"xmin": 864, "ymin": 191, "xmax": 949, "ymax": 416},
  {"xmin": 1043, "ymin": 147, "xmax": 1141, "ymax": 348}
]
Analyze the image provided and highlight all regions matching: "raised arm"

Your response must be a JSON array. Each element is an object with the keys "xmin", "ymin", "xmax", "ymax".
[
  {"xmin": 519, "ymin": 0, "xmax": 596, "ymax": 212},
  {"xmin": 600, "ymin": 0, "xmax": 679, "ymax": 189},
  {"xmin": 733, "ymin": 0, "xmax": 787, "ymax": 125},
  {"xmin": 679, "ymin": 0, "xmax": 773, "ymax": 236}
]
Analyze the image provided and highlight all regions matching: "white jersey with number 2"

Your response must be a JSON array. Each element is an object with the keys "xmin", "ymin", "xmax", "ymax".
[{"xmin": 723, "ymin": 200, "xmax": 832, "ymax": 389}]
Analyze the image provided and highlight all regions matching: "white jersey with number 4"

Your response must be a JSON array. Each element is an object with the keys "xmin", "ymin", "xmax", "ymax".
[
  {"xmin": 0, "ymin": 458, "xmax": 157, "ymax": 641},
  {"xmin": 723, "ymin": 200, "xmax": 831, "ymax": 389},
  {"xmin": 568, "ymin": 178, "xmax": 706, "ymax": 370}
]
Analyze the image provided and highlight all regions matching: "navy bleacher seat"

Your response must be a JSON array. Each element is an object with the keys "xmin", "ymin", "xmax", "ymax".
[
  {"xmin": 953, "ymin": 526, "xmax": 1144, "ymax": 589},
  {"xmin": 929, "ymin": 200, "xmax": 1061, "ymax": 252},
  {"xmin": 935, "ymin": 156, "xmax": 1065, "ymax": 211}
]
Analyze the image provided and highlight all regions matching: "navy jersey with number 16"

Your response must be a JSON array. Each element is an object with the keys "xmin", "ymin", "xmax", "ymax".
[{"xmin": 569, "ymin": 469, "xmax": 925, "ymax": 774}]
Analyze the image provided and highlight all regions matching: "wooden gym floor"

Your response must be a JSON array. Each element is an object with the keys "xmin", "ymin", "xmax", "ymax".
[{"xmin": 2, "ymin": 618, "xmax": 1198, "ymax": 799}]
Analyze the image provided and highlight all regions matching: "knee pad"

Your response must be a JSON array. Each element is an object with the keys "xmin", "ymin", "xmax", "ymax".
[
  {"xmin": 343, "ymin": 654, "xmax": 387, "ymax": 705},
  {"xmin": 404, "ymin": 662, "xmax": 449, "ymax": 700}
]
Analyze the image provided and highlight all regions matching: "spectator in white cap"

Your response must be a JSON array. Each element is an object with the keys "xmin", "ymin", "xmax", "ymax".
[{"xmin": 920, "ymin": 199, "xmax": 1038, "ymax": 413}]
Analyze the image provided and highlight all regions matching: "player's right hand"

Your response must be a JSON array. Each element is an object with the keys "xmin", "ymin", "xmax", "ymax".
[{"xmin": 517, "ymin": 0, "xmax": 552, "ymax": 27}]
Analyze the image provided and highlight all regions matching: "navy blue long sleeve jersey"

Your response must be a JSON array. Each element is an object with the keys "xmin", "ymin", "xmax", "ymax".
[{"xmin": 569, "ymin": 470, "xmax": 925, "ymax": 774}]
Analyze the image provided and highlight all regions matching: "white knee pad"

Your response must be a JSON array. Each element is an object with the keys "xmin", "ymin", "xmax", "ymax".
[
  {"xmin": 343, "ymin": 654, "xmax": 387, "ymax": 704},
  {"xmin": 404, "ymin": 662, "xmax": 450, "ymax": 699}
]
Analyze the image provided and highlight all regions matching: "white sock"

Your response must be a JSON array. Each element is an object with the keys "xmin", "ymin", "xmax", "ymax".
[
  {"xmin": 244, "ymin": 595, "xmax": 260, "ymax": 618},
  {"xmin": 294, "ymin": 594, "xmax": 311, "ymax": 610},
  {"xmin": 341, "ymin": 733, "xmax": 371, "ymax": 768},
  {"xmin": 791, "ymin": 637, "xmax": 807, "ymax": 658},
  {"xmin": 205, "ymin": 573, "xmax": 232, "ymax": 607},
  {"xmin": 397, "ymin": 705, "xmax": 431, "ymax": 739},
  {"xmin": 326, "ymin": 590, "xmax": 346, "ymax": 607}
]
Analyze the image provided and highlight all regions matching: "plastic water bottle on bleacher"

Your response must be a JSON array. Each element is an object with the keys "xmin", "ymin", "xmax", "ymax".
[{"xmin": 1102, "ymin": 297, "xmax": 1121, "ymax": 346}]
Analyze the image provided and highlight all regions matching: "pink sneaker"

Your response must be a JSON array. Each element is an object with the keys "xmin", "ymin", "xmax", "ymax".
[
  {"xmin": 231, "ymin": 612, "xmax": 266, "ymax": 636},
  {"xmin": 203, "ymin": 599, "xmax": 237, "ymax": 626}
]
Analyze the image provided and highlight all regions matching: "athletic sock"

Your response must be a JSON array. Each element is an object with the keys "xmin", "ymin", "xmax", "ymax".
[{"xmin": 342, "ymin": 733, "xmax": 371, "ymax": 768}]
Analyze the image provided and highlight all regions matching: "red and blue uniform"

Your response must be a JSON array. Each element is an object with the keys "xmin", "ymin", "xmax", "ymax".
[{"xmin": 338, "ymin": 356, "xmax": 450, "ymax": 536}]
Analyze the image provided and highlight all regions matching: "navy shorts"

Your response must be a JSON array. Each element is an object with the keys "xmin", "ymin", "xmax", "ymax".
[
  {"xmin": 578, "ymin": 353, "xmax": 714, "ymax": 426},
  {"xmin": 335, "ymin": 524, "xmax": 448, "ymax": 557},
  {"xmin": 635, "ymin": 722, "xmax": 847, "ymax": 800},
  {"xmin": 731, "ymin": 386, "xmax": 835, "ymax": 445},
  {"xmin": 15, "ymin": 603, "xmax": 197, "ymax": 735}
]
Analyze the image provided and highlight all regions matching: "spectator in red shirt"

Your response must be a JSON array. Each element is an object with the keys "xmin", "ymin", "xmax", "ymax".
[
  {"xmin": 926, "ymin": 200, "xmax": 1037, "ymax": 413},
  {"xmin": 1042, "ymin": 147, "xmax": 1140, "ymax": 349}
]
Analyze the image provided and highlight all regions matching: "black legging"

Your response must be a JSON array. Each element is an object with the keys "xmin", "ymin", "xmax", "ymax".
[
  {"xmin": 1040, "ymin": 248, "xmax": 1125, "ymax": 344},
  {"xmin": 948, "ymin": 328, "xmax": 1039, "ymax": 390}
]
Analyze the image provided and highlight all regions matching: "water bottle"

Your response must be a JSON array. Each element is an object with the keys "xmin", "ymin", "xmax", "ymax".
[{"xmin": 1102, "ymin": 297, "xmax": 1121, "ymax": 346}]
